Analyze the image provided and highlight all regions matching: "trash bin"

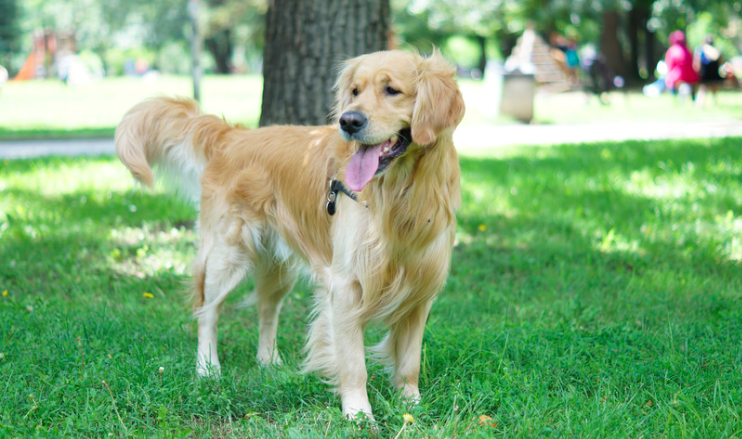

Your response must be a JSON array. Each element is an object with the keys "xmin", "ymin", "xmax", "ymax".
[{"xmin": 499, "ymin": 69, "xmax": 535, "ymax": 123}]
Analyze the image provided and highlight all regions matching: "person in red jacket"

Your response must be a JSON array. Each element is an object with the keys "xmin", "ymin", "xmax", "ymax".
[{"xmin": 664, "ymin": 30, "xmax": 699, "ymax": 99}]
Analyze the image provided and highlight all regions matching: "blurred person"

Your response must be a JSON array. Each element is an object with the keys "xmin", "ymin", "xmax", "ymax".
[
  {"xmin": 720, "ymin": 61, "xmax": 741, "ymax": 88},
  {"xmin": 581, "ymin": 47, "xmax": 618, "ymax": 105},
  {"xmin": 550, "ymin": 32, "xmax": 581, "ymax": 86},
  {"xmin": 564, "ymin": 38, "xmax": 582, "ymax": 86},
  {"xmin": 135, "ymin": 58, "xmax": 150, "ymax": 76},
  {"xmin": 664, "ymin": 30, "xmax": 699, "ymax": 101},
  {"xmin": 694, "ymin": 35, "xmax": 724, "ymax": 107}
]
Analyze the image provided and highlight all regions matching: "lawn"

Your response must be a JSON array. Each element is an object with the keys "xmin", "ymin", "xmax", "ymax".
[
  {"xmin": 1, "ymin": 136, "xmax": 742, "ymax": 437},
  {"xmin": 0, "ymin": 75, "xmax": 263, "ymax": 140},
  {"xmin": 1, "ymin": 75, "xmax": 742, "ymax": 140}
]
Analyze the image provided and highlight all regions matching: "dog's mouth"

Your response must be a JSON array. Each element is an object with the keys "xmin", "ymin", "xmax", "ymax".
[{"xmin": 345, "ymin": 128, "xmax": 411, "ymax": 192}]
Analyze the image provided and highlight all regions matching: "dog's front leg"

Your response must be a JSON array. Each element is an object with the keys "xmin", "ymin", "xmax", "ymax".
[
  {"xmin": 389, "ymin": 301, "xmax": 434, "ymax": 403},
  {"xmin": 331, "ymin": 279, "xmax": 373, "ymax": 420}
]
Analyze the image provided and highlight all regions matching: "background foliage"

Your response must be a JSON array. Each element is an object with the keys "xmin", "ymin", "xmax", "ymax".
[{"xmin": 1, "ymin": 0, "xmax": 740, "ymax": 80}]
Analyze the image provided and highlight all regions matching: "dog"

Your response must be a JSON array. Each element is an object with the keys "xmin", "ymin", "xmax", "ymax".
[{"xmin": 115, "ymin": 49, "xmax": 464, "ymax": 419}]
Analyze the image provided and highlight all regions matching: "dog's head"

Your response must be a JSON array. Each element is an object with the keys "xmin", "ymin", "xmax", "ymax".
[{"xmin": 334, "ymin": 50, "xmax": 465, "ymax": 192}]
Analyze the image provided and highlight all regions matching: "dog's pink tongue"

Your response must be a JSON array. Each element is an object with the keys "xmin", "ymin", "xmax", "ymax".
[{"xmin": 346, "ymin": 143, "xmax": 383, "ymax": 192}]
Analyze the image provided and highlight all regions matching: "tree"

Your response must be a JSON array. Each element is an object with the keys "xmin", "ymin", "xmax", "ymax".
[
  {"xmin": 599, "ymin": 0, "xmax": 741, "ymax": 82},
  {"xmin": 0, "ymin": 0, "xmax": 20, "ymax": 72},
  {"xmin": 259, "ymin": 0, "xmax": 390, "ymax": 127},
  {"xmin": 402, "ymin": 0, "xmax": 503, "ymax": 74},
  {"xmin": 202, "ymin": 0, "xmax": 266, "ymax": 74},
  {"xmin": 398, "ymin": 0, "xmax": 599, "ymax": 77},
  {"xmin": 20, "ymin": 0, "xmax": 190, "ymax": 69},
  {"xmin": 396, "ymin": 0, "xmax": 741, "ymax": 84}
]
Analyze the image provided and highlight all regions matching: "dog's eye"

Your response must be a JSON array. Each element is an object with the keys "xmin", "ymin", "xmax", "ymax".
[
  {"xmin": 385, "ymin": 86, "xmax": 401, "ymax": 96},
  {"xmin": 351, "ymin": 88, "xmax": 359, "ymax": 97}
]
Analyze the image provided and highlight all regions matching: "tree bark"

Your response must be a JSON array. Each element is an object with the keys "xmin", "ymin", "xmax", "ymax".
[
  {"xmin": 188, "ymin": 0, "xmax": 203, "ymax": 103},
  {"xmin": 205, "ymin": 28, "xmax": 233, "ymax": 74},
  {"xmin": 628, "ymin": 8, "xmax": 641, "ymax": 82},
  {"xmin": 260, "ymin": 0, "xmax": 390, "ymax": 127},
  {"xmin": 628, "ymin": 5, "xmax": 651, "ymax": 82},
  {"xmin": 600, "ymin": 9, "xmax": 628, "ymax": 80},
  {"xmin": 645, "ymin": 28, "xmax": 658, "ymax": 79},
  {"xmin": 475, "ymin": 34, "xmax": 487, "ymax": 78}
]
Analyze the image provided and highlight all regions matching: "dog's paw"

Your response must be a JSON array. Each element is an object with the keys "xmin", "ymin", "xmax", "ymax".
[
  {"xmin": 196, "ymin": 361, "xmax": 222, "ymax": 378},
  {"xmin": 344, "ymin": 408, "xmax": 377, "ymax": 427},
  {"xmin": 400, "ymin": 384, "xmax": 421, "ymax": 404},
  {"xmin": 345, "ymin": 410, "xmax": 379, "ymax": 434},
  {"xmin": 256, "ymin": 351, "xmax": 283, "ymax": 367},
  {"xmin": 341, "ymin": 390, "xmax": 375, "ymax": 422}
]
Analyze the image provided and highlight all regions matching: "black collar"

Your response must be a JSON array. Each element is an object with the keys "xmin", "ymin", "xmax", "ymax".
[{"xmin": 326, "ymin": 178, "xmax": 365, "ymax": 215}]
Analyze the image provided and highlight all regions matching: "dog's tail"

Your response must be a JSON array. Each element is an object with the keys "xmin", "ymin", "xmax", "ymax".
[{"xmin": 115, "ymin": 96, "xmax": 231, "ymax": 201}]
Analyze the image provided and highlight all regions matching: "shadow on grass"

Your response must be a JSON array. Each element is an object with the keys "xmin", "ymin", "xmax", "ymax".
[
  {"xmin": 445, "ymin": 137, "xmax": 741, "ymax": 323},
  {"xmin": 2, "ymin": 138, "xmax": 741, "ymax": 435},
  {"xmin": 457, "ymin": 136, "xmax": 741, "ymax": 271},
  {"xmin": 425, "ymin": 137, "xmax": 742, "ymax": 426}
]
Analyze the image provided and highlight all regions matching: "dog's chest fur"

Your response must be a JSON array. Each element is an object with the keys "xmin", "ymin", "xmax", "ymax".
[{"xmin": 324, "ymin": 187, "xmax": 456, "ymax": 323}]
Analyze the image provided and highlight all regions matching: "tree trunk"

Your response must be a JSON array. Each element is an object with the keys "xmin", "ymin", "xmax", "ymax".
[
  {"xmin": 645, "ymin": 28, "xmax": 657, "ymax": 79},
  {"xmin": 0, "ymin": 0, "xmax": 20, "ymax": 62},
  {"xmin": 627, "ymin": 8, "xmax": 641, "ymax": 82},
  {"xmin": 600, "ymin": 9, "xmax": 628, "ymax": 80},
  {"xmin": 188, "ymin": 0, "xmax": 203, "ymax": 103},
  {"xmin": 260, "ymin": 0, "xmax": 390, "ymax": 127},
  {"xmin": 628, "ymin": 5, "xmax": 651, "ymax": 83},
  {"xmin": 475, "ymin": 35, "xmax": 487, "ymax": 78},
  {"xmin": 205, "ymin": 28, "xmax": 232, "ymax": 74}
]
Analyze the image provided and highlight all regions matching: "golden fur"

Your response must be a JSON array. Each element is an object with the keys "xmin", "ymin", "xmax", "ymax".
[{"xmin": 115, "ymin": 49, "xmax": 464, "ymax": 419}]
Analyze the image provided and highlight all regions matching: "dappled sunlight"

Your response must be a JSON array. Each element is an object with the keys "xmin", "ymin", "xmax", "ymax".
[
  {"xmin": 705, "ymin": 211, "xmax": 742, "ymax": 262},
  {"xmin": 2, "ymin": 157, "xmax": 134, "ymax": 196},
  {"xmin": 593, "ymin": 228, "xmax": 645, "ymax": 257},
  {"xmin": 455, "ymin": 137, "xmax": 742, "ymax": 271},
  {"xmin": 3, "ymin": 139, "xmax": 742, "ymax": 437},
  {"xmin": 107, "ymin": 225, "xmax": 198, "ymax": 279},
  {"xmin": 460, "ymin": 178, "xmax": 518, "ymax": 218},
  {"xmin": 623, "ymin": 164, "xmax": 703, "ymax": 200},
  {"xmin": 0, "ymin": 156, "xmax": 199, "ymax": 304}
]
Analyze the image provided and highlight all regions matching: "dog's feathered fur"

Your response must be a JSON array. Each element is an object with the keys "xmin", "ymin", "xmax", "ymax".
[{"xmin": 115, "ymin": 50, "xmax": 464, "ymax": 419}]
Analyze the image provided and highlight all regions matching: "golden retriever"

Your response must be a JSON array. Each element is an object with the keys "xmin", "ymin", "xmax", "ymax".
[{"xmin": 115, "ymin": 49, "xmax": 464, "ymax": 419}]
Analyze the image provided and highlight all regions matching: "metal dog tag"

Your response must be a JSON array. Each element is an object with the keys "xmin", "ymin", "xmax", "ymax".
[
  {"xmin": 326, "ymin": 199, "xmax": 336, "ymax": 215},
  {"xmin": 326, "ymin": 190, "xmax": 337, "ymax": 216}
]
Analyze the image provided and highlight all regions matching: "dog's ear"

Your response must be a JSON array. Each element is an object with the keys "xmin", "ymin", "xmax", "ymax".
[
  {"xmin": 411, "ymin": 50, "xmax": 466, "ymax": 145},
  {"xmin": 332, "ymin": 56, "xmax": 362, "ymax": 122}
]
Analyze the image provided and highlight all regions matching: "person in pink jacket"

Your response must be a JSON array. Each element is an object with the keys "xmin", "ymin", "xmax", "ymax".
[{"xmin": 664, "ymin": 30, "xmax": 699, "ymax": 95}]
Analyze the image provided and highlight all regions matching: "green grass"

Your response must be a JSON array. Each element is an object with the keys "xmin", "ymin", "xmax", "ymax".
[
  {"xmin": 2, "ymin": 75, "xmax": 741, "ymax": 140},
  {"xmin": 2, "ymin": 137, "xmax": 742, "ymax": 437},
  {"xmin": 459, "ymin": 80, "xmax": 742, "ymax": 126},
  {"xmin": 0, "ymin": 75, "xmax": 263, "ymax": 139}
]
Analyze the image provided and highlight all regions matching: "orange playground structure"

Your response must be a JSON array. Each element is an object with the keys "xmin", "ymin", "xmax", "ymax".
[{"xmin": 13, "ymin": 30, "xmax": 75, "ymax": 80}]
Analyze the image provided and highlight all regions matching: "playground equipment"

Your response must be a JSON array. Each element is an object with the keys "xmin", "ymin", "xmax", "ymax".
[
  {"xmin": 505, "ymin": 27, "xmax": 574, "ymax": 93},
  {"xmin": 13, "ymin": 30, "xmax": 91, "ymax": 84}
]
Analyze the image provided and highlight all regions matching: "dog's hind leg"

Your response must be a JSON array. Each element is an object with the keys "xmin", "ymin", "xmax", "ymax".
[
  {"xmin": 195, "ymin": 221, "xmax": 252, "ymax": 377},
  {"xmin": 252, "ymin": 258, "xmax": 298, "ymax": 366}
]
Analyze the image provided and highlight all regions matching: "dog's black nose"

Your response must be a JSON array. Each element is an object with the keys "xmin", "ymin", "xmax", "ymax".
[{"xmin": 339, "ymin": 111, "xmax": 367, "ymax": 135}]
